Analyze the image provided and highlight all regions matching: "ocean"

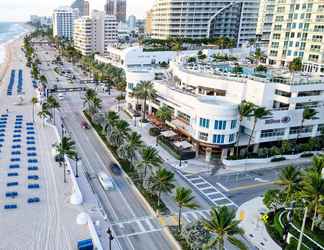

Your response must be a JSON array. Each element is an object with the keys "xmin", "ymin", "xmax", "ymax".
[{"xmin": 0, "ymin": 22, "xmax": 27, "ymax": 64}]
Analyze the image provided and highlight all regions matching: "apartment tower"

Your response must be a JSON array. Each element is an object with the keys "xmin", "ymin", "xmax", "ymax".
[
  {"xmin": 53, "ymin": 6, "xmax": 78, "ymax": 40},
  {"xmin": 71, "ymin": 0, "xmax": 90, "ymax": 16},
  {"xmin": 267, "ymin": 0, "xmax": 324, "ymax": 74},
  {"xmin": 73, "ymin": 11, "xmax": 118, "ymax": 56},
  {"xmin": 104, "ymin": 0, "xmax": 127, "ymax": 23},
  {"xmin": 150, "ymin": 0, "xmax": 260, "ymax": 47}
]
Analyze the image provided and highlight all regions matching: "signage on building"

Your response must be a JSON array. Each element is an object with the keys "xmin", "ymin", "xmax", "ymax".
[{"xmin": 265, "ymin": 116, "xmax": 291, "ymax": 125}]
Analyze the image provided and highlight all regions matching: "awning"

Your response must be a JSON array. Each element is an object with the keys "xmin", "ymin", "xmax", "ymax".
[
  {"xmin": 174, "ymin": 140, "xmax": 193, "ymax": 149},
  {"xmin": 161, "ymin": 130, "xmax": 177, "ymax": 138}
]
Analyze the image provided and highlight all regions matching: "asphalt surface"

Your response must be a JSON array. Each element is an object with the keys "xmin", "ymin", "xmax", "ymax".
[{"xmin": 35, "ymin": 44, "xmax": 176, "ymax": 250}]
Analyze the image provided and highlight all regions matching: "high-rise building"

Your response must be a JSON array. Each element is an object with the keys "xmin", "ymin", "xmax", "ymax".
[
  {"xmin": 267, "ymin": 0, "xmax": 324, "ymax": 74},
  {"xmin": 71, "ymin": 0, "xmax": 90, "ymax": 16},
  {"xmin": 145, "ymin": 10, "xmax": 153, "ymax": 34},
  {"xmin": 256, "ymin": 0, "xmax": 275, "ymax": 46},
  {"xmin": 73, "ymin": 11, "xmax": 118, "ymax": 56},
  {"xmin": 104, "ymin": 0, "xmax": 127, "ymax": 23},
  {"xmin": 128, "ymin": 15, "xmax": 136, "ymax": 30},
  {"xmin": 150, "ymin": 0, "xmax": 260, "ymax": 47},
  {"xmin": 52, "ymin": 6, "xmax": 78, "ymax": 40}
]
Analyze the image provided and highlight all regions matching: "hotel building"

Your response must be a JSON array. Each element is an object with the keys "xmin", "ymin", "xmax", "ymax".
[
  {"xmin": 267, "ymin": 0, "xmax": 324, "ymax": 74},
  {"xmin": 104, "ymin": 0, "xmax": 127, "ymax": 23},
  {"xmin": 53, "ymin": 6, "xmax": 79, "ymax": 40},
  {"xmin": 125, "ymin": 54, "xmax": 324, "ymax": 161},
  {"xmin": 150, "ymin": 0, "xmax": 260, "ymax": 47},
  {"xmin": 71, "ymin": 0, "xmax": 90, "ymax": 16},
  {"xmin": 73, "ymin": 11, "xmax": 118, "ymax": 56}
]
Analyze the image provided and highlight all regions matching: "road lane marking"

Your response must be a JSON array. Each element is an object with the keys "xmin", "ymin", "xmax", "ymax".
[
  {"xmin": 216, "ymin": 182, "xmax": 230, "ymax": 192},
  {"xmin": 228, "ymin": 181, "xmax": 275, "ymax": 192}
]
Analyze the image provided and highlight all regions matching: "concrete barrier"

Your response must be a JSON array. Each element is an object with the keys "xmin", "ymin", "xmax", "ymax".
[{"xmin": 222, "ymin": 151, "xmax": 322, "ymax": 167}]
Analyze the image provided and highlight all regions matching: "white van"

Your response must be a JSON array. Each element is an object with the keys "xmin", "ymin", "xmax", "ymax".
[{"xmin": 97, "ymin": 172, "xmax": 114, "ymax": 191}]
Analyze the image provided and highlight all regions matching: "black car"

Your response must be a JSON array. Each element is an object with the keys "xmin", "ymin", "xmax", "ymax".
[{"xmin": 110, "ymin": 163, "xmax": 122, "ymax": 175}]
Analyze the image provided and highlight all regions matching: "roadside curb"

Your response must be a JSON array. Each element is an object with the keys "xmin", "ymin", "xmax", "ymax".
[{"xmin": 81, "ymin": 111, "xmax": 182, "ymax": 250}]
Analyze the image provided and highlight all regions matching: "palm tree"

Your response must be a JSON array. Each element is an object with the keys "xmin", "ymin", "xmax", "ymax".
[
  {"xmin": 203, "ymin": 206, "xmax": 247, "ymax": 250},
  {"xmin": 151, "ymin": 168, "xmax": 175, "ymax": 213},
  {"xmin": 104, "ymin": 111, "xmax": 119, "ymax": 137},
  {"xmin": 288, "ymin": 57, "xmax": 303, "ymax": 82},
  {"xmin": 133, "ymin": 81, "xmax": 157, "ymax": 122},
  {"xmin": 174, "ymin": 187, "xmax": 199, "ymax": 232},
  {"xmin": 297, "ymin": 107, "xmax": 317, "ymax": 143},
  {"xmin": 276, "ymin": 165, "xmax": 301, "ymax": 202},
  {"xmin": 307, "ymin": 155, "xmax": 324, "ymax": 174},
  {"xmin": 90, "ymin": 96, "xmax": 102, "ymax": 115},
  {"xmin": 235, "ymin": 101, "xmax": 255, "ymax": 157},
  {"xmin": 47, "ymin": 96, "xmax": 60, "ymax": 125},
  {"xmin": 55, "ymin": 136, "xmax": 76, "ymax": 183},
  {"xmin": 83, "ymin": 88, "xmax": 97, "ymax": 112},
  {"xmin": 156, "ymin": 105, "xmax": 172, "ymax": 128},
  {"xmin": 117, "ymin": 131, "xmax": 143, "ymax": 164},
  {"xmin": 108, "ymin": 119, "xmax": 130, "ymax": 147},
  {"xmin": 301, "ymin": 171, "xmax": 324, "ymax": 231},
  {"xmin": 31, "ymin": 97, "xmax": 38, "ymax": 123},
  {"xmin": 247, "ymin": 107, "xmax": 272, "ymax": 153},
  {"xmin": 136, "ymin": 146, "xmax": 163, "ymax": 186},
  {"xmin": 37, "ymin": 107, "xmax": 51, "ymax": 126}
]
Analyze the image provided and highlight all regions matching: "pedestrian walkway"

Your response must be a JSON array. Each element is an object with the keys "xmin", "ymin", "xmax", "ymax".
[
  {"xmin": 236, "ymin": 197, "xmax": 281, "ymax": 250},
  {"xmin": 111, "ymin": 216, "xmax": 162, "ymax": 239},
  {"xmin": 182, "ymin": 209, "xmax": 210, "ymax": 223},
  {"xmin": 178, "ymin": 170, "xmax": 237, "ymax": 208}
]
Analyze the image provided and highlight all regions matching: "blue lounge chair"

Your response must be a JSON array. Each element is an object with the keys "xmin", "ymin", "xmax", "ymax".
[
  {"xmin": 27, "ymin": 131, "xmax": 35, "ymax": 135},
  {"xmin": 0, "ymin": 133, "xmax": 5, "ymax": 137},
  {"xmin": 11, "ymin": 151, "xmax": 21, "ymax": 155},
  {"xmin": 12, "ymin": 145, "xmax": 20, "ymax": 149},
  {"xmin": 27, "ymin": 153, "xmax": 37, "ymax": 157},
  {"xmin": 7, "ymin": 182, "xmax": 18, "ymax": 187},
  {"xmin": 27, "ymin": 197, "xmax": 40, "ymax": 203},
  {"xmin": 0, "ymin": 139, "xmax": 4, "ymax": 142},
  {"xmin": 4, "ymin": 204, "xmax": 17, "ymax": 209},
  {"xmin": 13, "ymin": 139, "xmax": 21, "ymax": 143},
  {"xmin": 27, "ymin": 141, "xmax": 35, "ymax": 145},
  {"xmin": 26, "ymin": 122, "xmax": 33, "ymax": 126},
  {"xmin": 0, "ymin": 129, "xmax": 5, "ymax": 132},
  {"xmin": 0, "ymin": 125, "xmax": 6, "ymax": 128},
  {"xmin": 28, "ymin": 166, "xmax": 38, "ymax": 171},
  {"xmin": 28, "ymin": 159, "xmax": 38, "ymax": 163},
  {"xmin": 28, "ymin": 175, "xmax": 39, "ymax": 180},
  {"xmin": 28, "ymin": 184, "xmax": 40, "ymax": 189},
  {"xmin": 13, "ymin": 134, "xmax": 21, "ymax": 138},
  {"xmin": 9, "ymin": 164, "xmax": 19, "ymax": 169},
  {"xmin": 14, "ymin": 130, "xmax": 21, "ymax": 133},
  {"xmin": 27, "ymin": 147, "xmax": 36, "ymax": 151},
  {"xmin": 14, "ymin": 126, "xmax": 22, "ymax": 129},
  {"xmin": 26, "ymin": 127, "xmax": 34, "ymax": 130},
  {"xmin": 8, "ymin": 172, "xmax": 18, "ymax": 177},
  {"xmin": 6, "ymin": 192, "xmax": 18, "ymax": 198},
  {"xmin": 27, "ymin": 136, "xmax": 35, "ymax": 140},
  {"xmin": 10, "ymin": 158, "xmax": 20, "ymax": 162}
]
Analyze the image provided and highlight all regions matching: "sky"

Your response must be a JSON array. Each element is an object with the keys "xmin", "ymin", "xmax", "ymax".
[{"xmin": 0, "ymin": 0, "xmax": 154, "ymax": 22}]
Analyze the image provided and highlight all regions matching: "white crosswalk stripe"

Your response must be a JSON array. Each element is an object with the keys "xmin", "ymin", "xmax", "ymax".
[{"xmin": 177, "ymin": 170, "xmax": 237, "ymax": 208}]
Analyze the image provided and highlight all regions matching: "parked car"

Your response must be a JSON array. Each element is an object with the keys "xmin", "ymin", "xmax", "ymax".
[
  {"xmin": 81, "ymin": 121, "xmax": 90, "ymax": 129},
  {"xmin": 110, "ymin": 163, "xmax": 122, "ymax": 176},
  {"xmin": 58, "ymin": 93, "xmax": 64, "ymax": 100},
  {"xmin": 97, "ymin": 172, "xmax": 114, "ymax": 190}
]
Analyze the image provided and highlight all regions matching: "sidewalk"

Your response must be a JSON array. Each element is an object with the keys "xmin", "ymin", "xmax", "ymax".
[
  {"xmin": 117, "ymin": 106, "xmax": 315, "ymax": 176},
  {"xmin": 236, "ymin": 197, "xmax": 281, "ymax": 250}
]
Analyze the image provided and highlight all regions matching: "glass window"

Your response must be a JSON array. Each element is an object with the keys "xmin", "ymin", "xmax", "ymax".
[
  {"xmin": 229, "ymin": 133, "xmax": 235, "ymax": 142},
  {"xmin": 230, "ymin": 120, "xmax": 237, "ymax": 129},
  {"xmin": 214, "ymin": 120, "xmax": 226, "ymax": 130},
  {"xmin": 213, "ymin": 134, "xmax": 225, "ymax": 144},
  {"xmin": 199, "ymin": 132, "xmax": 208, "ymax": 141},
  {"xmin": 199, "ymin": 118, "xmax": 209, "ymax": 128}
]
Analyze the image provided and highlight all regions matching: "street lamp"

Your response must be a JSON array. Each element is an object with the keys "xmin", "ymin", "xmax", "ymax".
[
  {"xmin": 61, "ymin": 122, "xmax": 64, "ymax": 138},
  {"xmin": 75, "ymin": 153, "xmax": 80, "ymax": 178},
  {"xmin": 106, "ymin": 227, "xmax": 114, "ymax": 250}
]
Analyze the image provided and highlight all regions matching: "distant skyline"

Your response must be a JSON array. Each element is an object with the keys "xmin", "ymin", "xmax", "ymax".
[{"xmin": 0, "ymin": 0, "xmax": 154, "ymax": 22}]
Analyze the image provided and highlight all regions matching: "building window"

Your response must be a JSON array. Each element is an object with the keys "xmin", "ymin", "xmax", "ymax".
[
  {"xmin": 317, "ymin": 124, "xmax": 324, "ymax": 132},
  {"xmin": 213, "ymin": 134, "xmax": 225, "ymax": 144},
  {"xmin": 289, "ymin": 126, "xmax": 313, "ymax": 134},
  {"xmin": 199, "ymin": 132, "xmax": 208, "ymax": 141},
  {"xmin": 214, "ymin": 120, "xmax": 226, "ymax": 130},
  {"xmin": 229, "ymin": 133, "xmax": 235, "ymax": 143},
  {"xmin": 230, "ymin": 120, "xmax": 237, "ymax": 129},
  {"xmin": 260, "ymin": 128, "xmax": 285, "ymax": 138},
  {"xmin": 128, "ymin": 83, "xmax": 134, "ymax": 90},
  {"xmin": 199, "ymin": 118, "xmax": 209, "ymax": 128}
]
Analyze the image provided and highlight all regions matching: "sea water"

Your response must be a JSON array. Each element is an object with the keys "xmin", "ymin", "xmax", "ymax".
[{"xmin": 0, "ymin": 22, "xmax": 26, "ymax": 64}]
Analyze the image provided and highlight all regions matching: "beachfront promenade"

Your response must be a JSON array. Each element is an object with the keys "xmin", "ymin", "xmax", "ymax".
[{"xmin": 0, "ymin": 37, "xmax": 89, "ymax": 249}]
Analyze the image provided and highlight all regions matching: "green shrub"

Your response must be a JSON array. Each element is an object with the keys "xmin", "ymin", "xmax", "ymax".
[
  {"xmin": 149, "ymin": 127, "xmax": 161, "ymax": 137},
  {"xmin": 271, "ymin": 157, "xmax": 286, "ymax": 162},
  {"xmin": 270, "ymin": 146, "xmax": 281, "ymax": 156}
]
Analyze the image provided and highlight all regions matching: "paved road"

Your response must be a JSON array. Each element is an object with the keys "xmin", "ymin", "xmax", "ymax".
[{"xmin": 35, "ymin": 44, "xmax": 176, "ymax": 250}]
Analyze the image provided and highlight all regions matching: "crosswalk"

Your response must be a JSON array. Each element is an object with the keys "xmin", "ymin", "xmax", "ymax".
[
  {"xmin": 111, "ymin": 216, "xmax": 162, "ymax": 238},
  {"xmin": 178, "ymin": 171, "xmax": 237, "ymax": 208},
  {"xmin": 182, "ymin": 209, "xmax": 211, "ymax": 223}
]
